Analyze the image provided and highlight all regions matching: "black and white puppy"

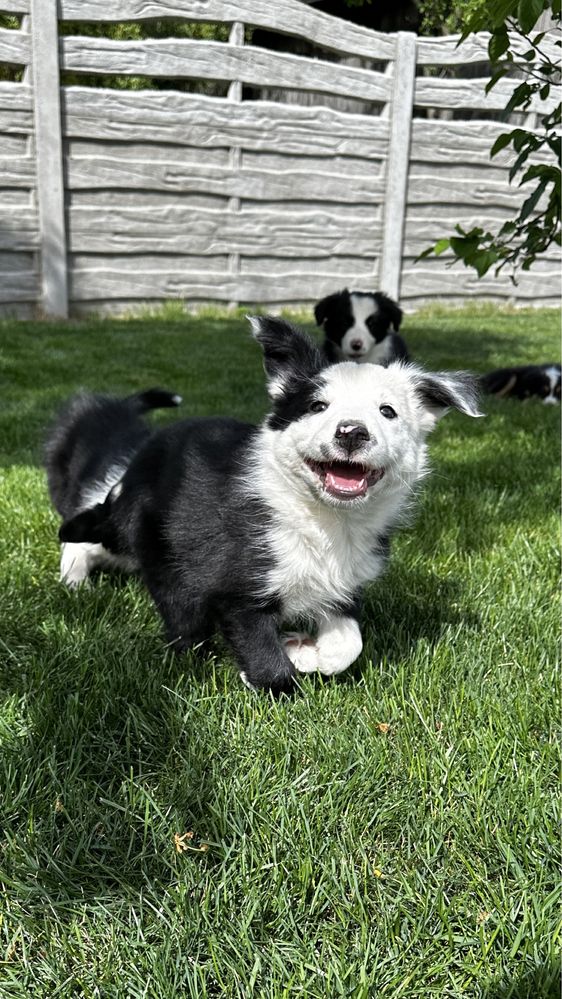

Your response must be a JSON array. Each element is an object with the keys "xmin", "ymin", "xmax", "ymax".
[
  {"xmin": 47, "ymin": 317, "xmax": 481, "ymax": 695},
  {"xmin": 45, "ymin": 386, "xmax": 182, "ymax": 586},
  {"xmin": 481, "ymin": 363, "xmax": 561, "ymax": 404},
  {"xmin": 315, "ymin": 289, "xmax": 408, "ymax": 365}
]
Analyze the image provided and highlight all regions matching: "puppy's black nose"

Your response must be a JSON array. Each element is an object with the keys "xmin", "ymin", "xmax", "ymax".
[
  {"xmin": 335, "ymin": 422, "xmax": 370, "ymax": 453},
  {"xmin": 350, "ymin": 339, "xmax": 363, "ymax": 352}
]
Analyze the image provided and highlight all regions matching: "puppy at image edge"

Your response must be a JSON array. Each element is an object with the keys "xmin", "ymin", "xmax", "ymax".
[{"xmin": 47, "ymin": 317, "xmax": 482, "ymax": 695}]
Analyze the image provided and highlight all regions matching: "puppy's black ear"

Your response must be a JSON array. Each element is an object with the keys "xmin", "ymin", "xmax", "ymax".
[
  {"xmin": 248, "ymin": 315, "xmax": 325, "ymax": 399},
  {"xmin": 376, "ymin": 292, "xmax": 403, "ymax": 332},
  {"xmin": 414, "ymin": 370, "xmax": 483, "ymax": 429},
  {"xmin": 314, "ymin": 290, "xmax": 346, "ymax": 327},
  {"xmin": 59, "ymin": 504, "xmax": 107, "ymax": 544},
  {"xmin": 480, "ymin": 368, "xmax": 517, "ymax": 398}
]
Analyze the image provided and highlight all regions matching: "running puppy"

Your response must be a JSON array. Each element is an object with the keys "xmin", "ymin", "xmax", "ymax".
[
  {"xmin": 49, "ymin": 318, "xmax": 481, "ymax": 694},
  {"xmin": 45, "ymin": 387, "xmax": 182, "ymax": 586},
  {"xmin": 315, "ymin": 289, "xmax": 408, "ymax": 364}
]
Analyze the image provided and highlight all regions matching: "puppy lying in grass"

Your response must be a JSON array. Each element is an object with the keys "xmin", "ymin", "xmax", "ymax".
[
  {"xmin": 45, "ymin": 317, "xmax": 481, "ymax": 694},
  {"xmin": 481, "ymin": 363, "xmax": 561, "ymax": 404}
]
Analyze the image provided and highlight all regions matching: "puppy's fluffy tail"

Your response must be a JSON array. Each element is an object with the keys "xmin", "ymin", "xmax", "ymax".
[{"xmin": 125, "ymin": 388, "xmax": 182, "ymax": 413}]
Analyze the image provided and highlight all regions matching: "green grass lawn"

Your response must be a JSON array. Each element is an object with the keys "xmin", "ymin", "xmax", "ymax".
[{"xmin": 0, "ymin": 306, "xmax": 559, "ymax": 998}]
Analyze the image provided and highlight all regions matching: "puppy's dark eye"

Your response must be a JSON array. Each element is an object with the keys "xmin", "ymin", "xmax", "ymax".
[
  {"xmin": 310, "ymin": 400, "xmax": 328, "ymax": 414},
  {"xmin": 380, "ymin": 404, "xmax": 397, "ymax": 419}
]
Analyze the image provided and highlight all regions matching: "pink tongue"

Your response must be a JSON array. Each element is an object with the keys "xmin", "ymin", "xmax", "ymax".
[{"xmin": 325, "ymin": 467, "xmax": 368, "ymax": 497}]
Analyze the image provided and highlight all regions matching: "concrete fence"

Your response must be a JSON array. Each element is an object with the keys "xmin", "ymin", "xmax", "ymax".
[{"xmin": 0, "ymin": 0, "xmax": 559, "ymax": 317}]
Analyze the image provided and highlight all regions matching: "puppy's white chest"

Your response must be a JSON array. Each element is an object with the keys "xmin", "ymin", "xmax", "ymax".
[{"xmin": 263, "ymin": 516, "xmax": 385, "ymax": 621}]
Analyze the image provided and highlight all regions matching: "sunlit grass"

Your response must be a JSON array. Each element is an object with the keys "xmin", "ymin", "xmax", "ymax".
[{"xmin": 0, "ymin": 307, "xmax": 559, "ymax": 997}]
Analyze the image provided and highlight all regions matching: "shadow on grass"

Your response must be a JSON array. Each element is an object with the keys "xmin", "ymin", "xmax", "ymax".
[
  {"xmin": 482, "ymin": 959, "xmax": 561, "ymax": 999},
  {"xmin": 403, "ymin": 322, "xmax": 531, "ymax": 371},
  {"xmin": 0, "ymin": 317, "xmax": 268, "ymax": 469},
  {"xmin": 0, "ymin": 552, "xmax": 473, "ymax": 906},
  {"xmin": 0, "ymin": 574, "xmax": 224, "ymax": 906},
  {"xmin": 0, "ymin": 311, "xmax": 559, "ymax": 916},
  {"xmin": 0, "ymin": 313, "xmax": 556, "ymax": 469},
  {"xmin": 360, "ymin": 563, "xmax": 479, "ymax": 669},
  {"xmin": 412, "ymin": 396, "xmax": 561, "ymax": 555}
]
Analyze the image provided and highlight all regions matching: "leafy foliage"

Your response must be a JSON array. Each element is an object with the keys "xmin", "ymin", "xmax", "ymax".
[
  {"xmin": 419, "ymin": 0, "xmax": 561, "ymax": 279},
  {"xmin": 58, "ymin": 19, "xmax": 230, "ymax": 94},
  {"xmin": 416, "ymin": 0, "xmax": 488, "ymax": 35}
]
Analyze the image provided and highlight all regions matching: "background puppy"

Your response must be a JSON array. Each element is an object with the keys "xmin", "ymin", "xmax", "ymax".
[
  {"xmin": 315, "ymin": 289, "xmax": 408, "ymax": 364},
  {"xmin": 50, "ymin": 317, "xmax": 481, "ymax": 695},
  {"xmin": 481, "ymin": 363, "xmax": 561, "ymax": 404},
  {"xmin": 45, "ymin": 387, "xmax": 181, "ymax": 586}
]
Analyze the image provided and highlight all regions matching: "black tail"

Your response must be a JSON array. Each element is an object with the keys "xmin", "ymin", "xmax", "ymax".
[{"xmin": 125, "ymin": 388, "xmax": 182, "ymax": 414}]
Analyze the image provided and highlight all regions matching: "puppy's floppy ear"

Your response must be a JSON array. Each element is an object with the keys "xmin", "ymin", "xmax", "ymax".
[
  {"xmin": 59, "ymin": 503, "xmax": 108, "ymax": 544},
  {"xmin": 248, "ymin": 315, "xmax": 325, "ymax": 399},
  {"xmin": 314, "ymin": 290, "xmax": 346, "ymax": 327},
  {"xmin": 376, "ymin": 292, "xmax": 403, "ymax": 332},
  {"xmin": 414, "ymin": 370, "xmax": 483, "ymax": 429}
]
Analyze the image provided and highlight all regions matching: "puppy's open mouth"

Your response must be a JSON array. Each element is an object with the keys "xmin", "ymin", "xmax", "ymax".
[{"xmin": 305, "ymin": 459, "xmax": 385, "ymax": 499}]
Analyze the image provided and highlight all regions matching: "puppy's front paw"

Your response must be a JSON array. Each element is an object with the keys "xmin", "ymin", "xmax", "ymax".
[
  {"xmin": 282, "ymin": 632, "xmax": 320, "ymax": 673},
  {"xmin": 239, "ymin": 671, "xmax": 258, "ymax": 691}
]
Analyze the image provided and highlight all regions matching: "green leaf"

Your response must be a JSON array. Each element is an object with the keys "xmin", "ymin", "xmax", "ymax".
[
  {"xmin": 455, "ymin": 225, "xmax": 483, "ymax": 238},
  {"xmin": 520, "ymin": 163, "xmax": 559, "ymax": 185},
  {"xmin": 433, "ymin": 239, "xmax": 451, "ymax": 256},
  {"xmin": 486, "ymin": 66, "xmax": 509, "ymax": 93},
  {"xmin": 473, "ymin": 249, "xmax": 500, "ymax": 277},
  {"xmin": 505, "ymin": 82, "xmax": 533, "ymax": 114},
  {"xmin": 491, "ymin": 132, "xmax": 514, "ymax": 157},
  {"xmin": 519, "ymin": 179, "xmax": 548, "ymax": 221},
  {"xmin": 511, "ymin": 129, "xmax": 530, "ymax": 153},
  {"xmin": 518, "ymin": 0, "xmax": 546, "ymax": 34},
  {"xmin": 509, "ymin": 148, "xmax": 532, "ymax": 182},
  {"xmin": 489, "ymin": 26, "xmax": 509, "ymax": 61},
  {"xmin": 416, "ymin": 246, "xmax": 436, "ymax": 261}
]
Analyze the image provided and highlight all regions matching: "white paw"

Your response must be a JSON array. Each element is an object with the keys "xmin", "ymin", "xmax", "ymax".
[
  {"xmin": 60, "ymin": 541, "xmax": 94, "ymax": 587},
  {"xmin": 282, "ymin": 632, "xmax": 320, "ymax": 673},
  {"xmin": 239, "ymin": 671, "xmax": 257, "ymax": 691},
  {"xmin": 62, "ymin": 574, "xmax": 91, "ymax": 590}
]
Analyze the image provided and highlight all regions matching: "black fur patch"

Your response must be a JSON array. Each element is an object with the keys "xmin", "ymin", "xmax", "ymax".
[
  {"xmin": 267, "ymin": 373, "xmax": 328, "ymax": 431},
  {"xmin": 416, "ymin": 371, "xmax": 480, "ymax": 416},
  {"xmin": 481, "ymin": 363, "xmax": 561, "ymax": 401}
]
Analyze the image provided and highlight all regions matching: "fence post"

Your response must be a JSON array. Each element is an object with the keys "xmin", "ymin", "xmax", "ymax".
[
  {"xmin": 30, "ymin": 0, "xmax": 68, "ymax": 318},
  {"xmin": 227, "ymin": 21, "xmax": 244, "ymax": 310},
  {"xmin": 379, "ymin": 31, "xmax": 416, "ymax": 302}
]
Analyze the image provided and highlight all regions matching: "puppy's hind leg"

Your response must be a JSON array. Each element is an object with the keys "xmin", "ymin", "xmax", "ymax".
[
  {"xmin": 142, "ymin": 573, "xmax": 210, "ymax": 655},
  {"xmin": 160, "ymin": 601, "xmax": 211, "ymax": 656}
]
